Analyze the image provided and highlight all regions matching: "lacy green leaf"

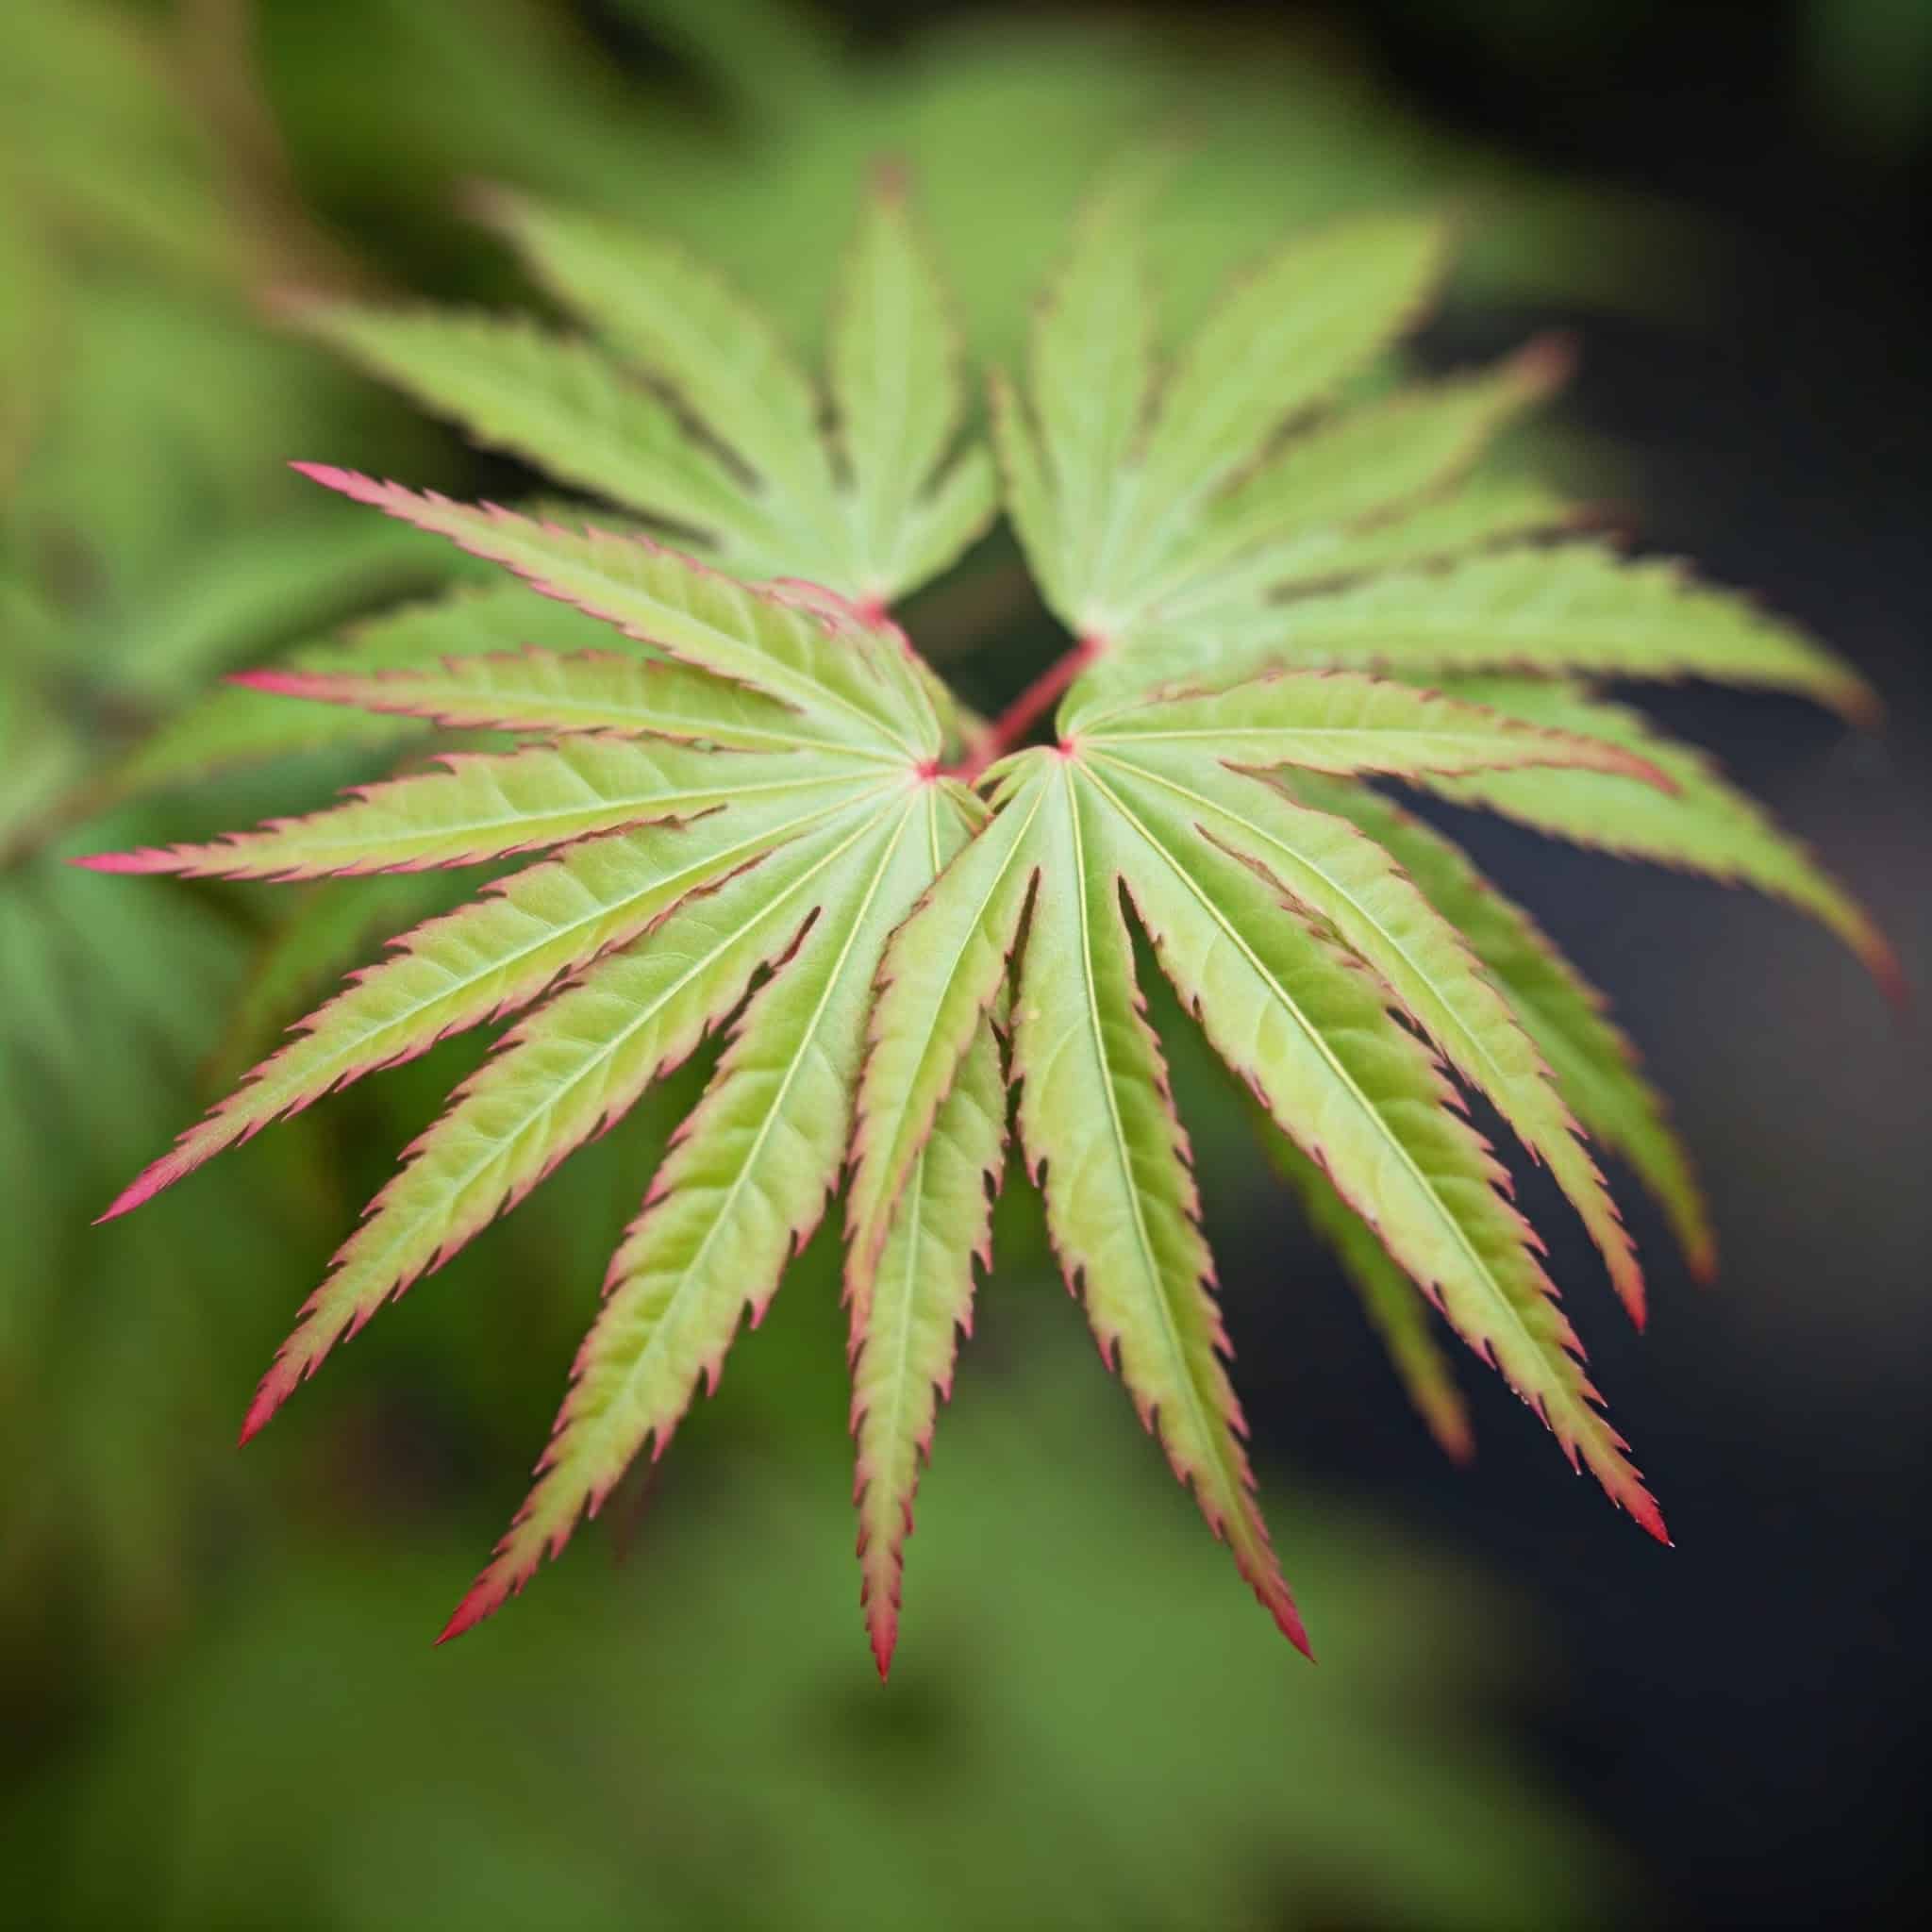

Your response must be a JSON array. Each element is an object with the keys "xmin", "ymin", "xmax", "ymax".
[{"xmin": 81, "ymin": 173, "xmax": 1899, "ymax": 1669}]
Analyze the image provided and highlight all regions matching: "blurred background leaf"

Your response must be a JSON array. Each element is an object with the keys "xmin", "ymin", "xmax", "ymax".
[{"xmin": 2, "ymin": 1321, "xmax": 1623, "ymax": 1931}]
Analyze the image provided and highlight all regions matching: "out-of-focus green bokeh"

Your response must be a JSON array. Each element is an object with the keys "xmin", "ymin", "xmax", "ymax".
[{"xmin": 0, "ymin": 4, "xmax": 1690, "ymax": 1924}]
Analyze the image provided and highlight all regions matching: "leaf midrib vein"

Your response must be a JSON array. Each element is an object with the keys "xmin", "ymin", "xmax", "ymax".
[
  {"xmin": 275, "ymin": 766, "xmax": 874, "ymax": 862},
  {"xmin": 1058, "ymin": 762, "xmax": 1230, "ymax": 1507}
]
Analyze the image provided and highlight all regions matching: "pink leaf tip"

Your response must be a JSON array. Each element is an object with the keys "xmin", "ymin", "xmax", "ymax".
[
  {"xmin": 291, "ymin": 459, "xmax": 375, "ymax": 498},
  {"xmin": 69, "ymin": 848, "xmax": 181, "ymax": 875},
  {"xmin": 225, "ymin": 667, "xmax": 323, "ymax": 698},
  {"xmin": 94, "ymin": 1150, "xmax": 192, "ymax": 1223},
  {"xmin": 238, "ymin": 1365, "xmax": 297, "ymax": 1446},
  {"xmin": 869, "ymin": 1607, "xmax": 898, "ymax": 1681}
]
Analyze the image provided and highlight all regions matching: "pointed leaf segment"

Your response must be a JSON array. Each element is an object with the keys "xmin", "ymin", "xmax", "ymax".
[
  {"xmin": 1012, "ymin": 758, "xmax": 1312, "ymax": 1651},
  {"xmin": 234, "ymin": 646, "xmax": 824, "ymax": 755},
  {"xmin": 78, "ymin": 737, "xmax": 879, "ymax": 881},
  {"xmin": 847, "ymin": 786, "xmax": 1008, "ymax": 1676},
  {"xmin": 850, "ymin": 1013, "xmax": 1006, "ymax": 1676},
  {"xmin": 94, "ymin": 785, "xmax": 889, "ymax": 1221}
]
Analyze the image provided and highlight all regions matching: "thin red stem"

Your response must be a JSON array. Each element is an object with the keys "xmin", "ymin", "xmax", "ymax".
[{"xmin": 951, "ymin": 636, "xmax": 1103, "ymax": 782}]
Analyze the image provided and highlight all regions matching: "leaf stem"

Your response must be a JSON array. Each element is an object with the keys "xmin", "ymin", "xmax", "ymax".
[{"xmin": 952, "ymin": 635, "xmax": 1104, "ymax": 781}]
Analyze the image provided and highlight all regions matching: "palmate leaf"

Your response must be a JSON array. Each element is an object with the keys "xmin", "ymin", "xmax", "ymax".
[
  {"xmin": 970, "ymin": 183, "xmax": 1873, "ymax": 1489},
  {"xmin": 81, "ymin": 174, "xmax": 1893, "ymax": 1671},
  {"xmin": 303, "ymin": 175, "xmax": 996, "ymax": 614},
  {"xmin": 1002, "ymin": 172, "xmax": 1877, "ymax": 730},
  {"xmin": 79, "ymin": 347, "xmax": 991, "ymax": 1657},
  {"xmin": 1019, "ymin": 727, "xmax": 1662, "ymax": 1540}
]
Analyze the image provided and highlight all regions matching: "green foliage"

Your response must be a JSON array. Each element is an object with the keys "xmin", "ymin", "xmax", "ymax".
[
  {"xmin": 3, "ymin": 1337, "xmax": 1621, "ymax": 1930},
  {"xmin": 0, "ymin": 0, "xmax": 433, "ymax": 1667},
  {"xmin": 1803, "ymin": 0, "xmax": 1932, "ymax": 158},
  {"xmin": 82, "ymin": 166, "xmax": 1887, "ymax": 1674}
]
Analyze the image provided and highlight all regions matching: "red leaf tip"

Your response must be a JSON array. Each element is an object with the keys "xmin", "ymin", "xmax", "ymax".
[
  {"xmin": 1627, "ymin": 1491, "xmax": 1672, "ymax": 1546},
  {"xmin": 437, "ymin": 1571, "xmax": 512, "ymax": 1645},
  {"xmin": 1268, "ymin": 1589, "xmax": 1316, "ymax": 1661},
  {"xmin": 1870, "ymin": 935, "xmax": 1909, "ymax": 1016},
  {"xmin": 436, "ymin": 1602, "xmax": 484, "ymax": 1646}
]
